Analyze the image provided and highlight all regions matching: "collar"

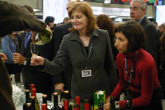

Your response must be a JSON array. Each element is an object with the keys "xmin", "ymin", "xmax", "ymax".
[
  {"xmin": 138, "ymin": 16, "xmax": 145, "ymax": 24},
  {"xmin": 69, "ymin": 29, "xmax": 99, "ymax": 41},
  {"xmin": 123, "ymin": 48, "xmax": 141, "ymax": 59}
]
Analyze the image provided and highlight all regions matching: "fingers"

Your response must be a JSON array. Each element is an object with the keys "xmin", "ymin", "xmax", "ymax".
[
  {"xmin": 55, "ymin": 83, "xmax": 65, "ymax": 92},
  {"xmin": 31, "ymin": 54, "xmax": 40, "ymax": 66},
  {"xmin": 0, "ymin": 53, "xmax": 7, "ymax": 63},
  {"xmin": 103, "ymin": 102, "xmax": 110, "ymax": 110}
]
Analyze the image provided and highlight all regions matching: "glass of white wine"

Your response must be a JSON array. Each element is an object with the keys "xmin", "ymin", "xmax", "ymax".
[{"xmin": 30, "ymin": 43, "xmax": 39, "ymax": 55}]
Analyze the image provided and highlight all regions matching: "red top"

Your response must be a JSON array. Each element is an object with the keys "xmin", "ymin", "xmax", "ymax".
[{"xmin": 110, "ymin": 49, "xmax": 160, "ymax": 109}]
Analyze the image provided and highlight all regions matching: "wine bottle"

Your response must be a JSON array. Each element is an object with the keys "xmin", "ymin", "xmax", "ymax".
[
  {"xmin": 74, "ymin": 103, "xmax": 79, "ymax": 110},
  {"xmin": 35, "ymin": 28, "xmax": 52, "ymax": 46},
  {"xmin": 110, "ymin": 97, "xmax": 116, "ymax": 110},
  {"xmin": 125, "ymin": 100, "xmax": 132, "ymax": 110},
  {"xmin": 51, "ymin": 92, "xmax": 61, "ymax": 110},
  {"xmin": 62, "ymin": 99, "xmax": 68, "ymax": 110},
  {"xmin": 98, "ymin": 101, "xmax": 103, "ymax": 110},
  {"xmin": 23, "ymin": 89, "xmax": 30, "ymax": 110},
  {"xmin": 64, "ymin": 90, "xmax": 70, "ymax": 100},
  {"xmin": 75, "ymin": 96, "xmax": 80, "ymax": 108},
  {"xmin": 84, "ymin": 99, "xmax": 89, "ymax": 110},
  {"xmin": 125, "ymin": 94, "xmax": 132, "ymax": 110},
  {"xmin": 31, "ymin": 88, "xmax": 40, "ymax": 110},
  {"xmin": 24, "ymin": 103, "xmax": 32, "ymax": 110},
  {"xmin": 42, "ymin": 94, "xmax": 47, "ymax": 105},
  {"xmin": 42, "ymin": 94, "xmax": 50, "ymax": 110},
  {"xmin": 30, "ymin": 84, "xmax": 35, "ymax": 93},
  {"xmin": 42, "ymin": 103, "xmax": 47, "ymax": 110},
  {"xmin": 30, "ymin": 96, "xmax": 36, "ymax": 110}
]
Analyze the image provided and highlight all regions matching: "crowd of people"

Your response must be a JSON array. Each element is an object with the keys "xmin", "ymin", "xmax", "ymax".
[{"xmin": 0, "ymin": 0, "xmax": 165, "ymax": 110}]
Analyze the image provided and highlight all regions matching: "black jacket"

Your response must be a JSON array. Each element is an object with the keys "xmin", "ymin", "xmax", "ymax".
[
  {"xmin": 140, "ymin": 16, "xmax": 160, "ymax": 68},
  {"xmin": 42, "ymin": 29, "xmax": 118, "ymax": 100}
]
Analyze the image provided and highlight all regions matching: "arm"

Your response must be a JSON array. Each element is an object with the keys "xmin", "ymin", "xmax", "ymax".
[
  {"xmin": 104, "ymin": 53, "xmax": 126, "ymax": 110},
  {"xmin": 119, "ymin": 58, "xmax": 157, "ymax": 108},
  {"xmin": 1, "ymin": 37, "xmax": 14, "ymax": 62},
  {"xmin": 0, "ymin": 1, "xmax": 46, "ymax": 37},
  {"xmin": 104, "ymin": 31, "xmax": 118, "ymax": 91},
  {"xmin": 31, "ymin": 36, "xmax": 69, "ymax": 76}
]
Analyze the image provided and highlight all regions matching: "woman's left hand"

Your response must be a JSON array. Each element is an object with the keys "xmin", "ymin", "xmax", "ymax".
[{"xmin": 103, "ymin": 101, "xmax": 110, "ymax": 110}]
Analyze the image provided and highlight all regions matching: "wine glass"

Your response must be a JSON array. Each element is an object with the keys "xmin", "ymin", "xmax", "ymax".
[{"xmin": 30, "ymin": 43, "xmax": 39, "ymax": 55}]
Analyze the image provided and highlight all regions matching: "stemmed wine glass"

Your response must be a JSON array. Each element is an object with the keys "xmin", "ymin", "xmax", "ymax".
[{"xmin": 30, "ymin": 42, "xmax": 39, "ymax": 55}]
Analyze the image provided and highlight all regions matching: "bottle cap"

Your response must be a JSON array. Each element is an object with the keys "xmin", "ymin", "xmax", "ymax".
[
  {"xmin": 64, "ymin": 99, "xmax": 69, "ymax": 110},
  {"xmin": 30, "ymin": 84, "xmax": 35, "ymax": 92},
  {"xmin": 32, "ymin": 88, "xmax": 36, "ymax": 97},
  {"xmin": 42, "ymin": 103, "xmax": 47, "ymax": 110},
  {"xmin": 84, "ymin": 99, "xmax": 89, "ymax": 110},
  {"xmin": 75, "ymin": 96, "xmax": 80, "ymax": 106}
]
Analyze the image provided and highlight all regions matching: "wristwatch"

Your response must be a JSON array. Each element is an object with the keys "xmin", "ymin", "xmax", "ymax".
[{"xmin": 115, "ymin": 101, "xmax": 120, "ymax": 109}]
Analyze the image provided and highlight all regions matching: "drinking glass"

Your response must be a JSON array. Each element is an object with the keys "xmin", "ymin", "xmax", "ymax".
[{"xmin": 30, "ymin": 43, "xmax": 39, "ymax": 55}]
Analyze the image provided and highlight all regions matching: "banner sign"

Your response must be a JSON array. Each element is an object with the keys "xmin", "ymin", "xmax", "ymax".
[{"xmin": 91, "ymin": 6, "xmax": 130, "ymax": 16}]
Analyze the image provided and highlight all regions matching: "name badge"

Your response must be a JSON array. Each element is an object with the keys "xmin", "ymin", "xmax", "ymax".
[{"xmin": 81, "ymin": 69, "xmax": 92, "ymax": 77}]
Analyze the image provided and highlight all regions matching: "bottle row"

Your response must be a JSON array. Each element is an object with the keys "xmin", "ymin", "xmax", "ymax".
[{"xmin": 23, "ymin": 84, "xmax": 133, "ymax": 110}]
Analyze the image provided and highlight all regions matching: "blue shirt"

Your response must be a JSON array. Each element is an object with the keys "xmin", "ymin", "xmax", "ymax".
[{"xmin": 1, "ymin": 35, "xmax": 17, "ymax": 64}]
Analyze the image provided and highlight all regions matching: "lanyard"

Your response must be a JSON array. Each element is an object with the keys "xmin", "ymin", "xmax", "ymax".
[
  {"xmin": 85, "ymin": 42, "xmax": 92, "ymax": 69},
  {"xmin": 124, "ymin": 51, "xmax": 138, "ymax": 87}
]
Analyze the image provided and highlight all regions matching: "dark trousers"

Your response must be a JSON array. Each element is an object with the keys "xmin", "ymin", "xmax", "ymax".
[{"xmin": 5, "ymin": 63, "xmax": 22, "ymax": 82}]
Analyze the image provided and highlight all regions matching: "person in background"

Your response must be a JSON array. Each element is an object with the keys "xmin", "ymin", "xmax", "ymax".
[
  {"xmin": 160, "ymin": 25, "xmax": 165, "ymax": 99},
  {"xmin": 13, "ymin": 5, "xmax": 54, "ymax": 100},
  {"xmin": 130, "ymin": 0, "xmax": 160, "ymax": 70},
  {"xmin": 1, "ymin": 32, "xmax": 22, "ymax": 82},
  {"xmin": 0, "ymin": 1, "xmax": 46, "ymax": 109},
  {"xmin": 45, "ymin": 16, "xmax": 56, "ymax": 32},
  {"xmin": 153, "ymin": 21, "xmax": 159, "ymax": 30},
  {"xmin": 52, "ymin": 1, "xmax": 76, "ymax": 97},
  {"xmin": 103, "ymin": 21, "xmax": 163, "ymax": 110},
  {"xmin": 63, "ymin": 17, "xmax": 70, "ymax": 25},
  {"xmin": 96, "ymin": 14, "xmax": 118, "ymax": 61},
  {"xmin": 159, "ymin": 23, "xmax": 165, "ymax": 36},
  {"xmin": 31, "ymin": 2, "xmax": 118, "ymax": 104}
]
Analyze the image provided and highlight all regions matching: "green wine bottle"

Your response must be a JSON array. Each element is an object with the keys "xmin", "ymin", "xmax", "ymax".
[
  {"xmin": 31, "ymin": 88, "xmax": 40, "ymax": 110},
  {"xmin": 35, "ymin": 28, "xmax": 52, "ymax": 45}
]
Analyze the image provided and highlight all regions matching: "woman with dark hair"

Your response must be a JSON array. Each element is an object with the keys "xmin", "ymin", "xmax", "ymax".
[
  {"xmin": 31, "ymin": 2, "xmax": 118, "ymax": 103},
  {"xmin": 96, "ymin": 14, "xmax": 118, "ymax": 60},
  {"xmin": 104, "ymin": 21, "xmax": 163, "ymax": 110}
]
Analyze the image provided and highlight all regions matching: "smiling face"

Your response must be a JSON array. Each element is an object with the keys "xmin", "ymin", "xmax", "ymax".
[
  {"xmin": 130, "ymin": 1, "xmax": 146, "ymax": 22},
  {"xmin": 114, "ymin": 32, "xmax": 129, "ymax": 53},
  {"xmin": 70, "ymin": 9, "xmax": 89, "ymax": 33}
]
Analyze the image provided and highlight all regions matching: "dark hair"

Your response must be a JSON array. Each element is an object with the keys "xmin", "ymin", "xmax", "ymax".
[
  {"xmin": 45, "ymin": 16, "xmax": 55, "ymax": 25},
  {"xmin": 114, "ymin": 20, "xmax": 145, "ymax": 52},
  {"xmin": 153, "ymin": 21, "xmax": 158, "ymax": 25},
  {"xmin": 68, "ymin": 2, "xmax": 98, "ymax": 35},
  {"xmin": 96, "ymin": 14, "xmax": 114, "ymax": 38}
]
